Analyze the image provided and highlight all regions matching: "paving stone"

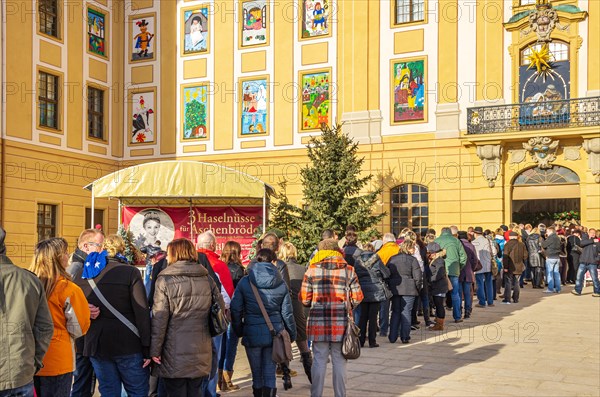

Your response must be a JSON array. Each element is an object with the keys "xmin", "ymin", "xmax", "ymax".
[{"xmin": 226, "ymin": 288, "xmax": 600, "ymax": 397}]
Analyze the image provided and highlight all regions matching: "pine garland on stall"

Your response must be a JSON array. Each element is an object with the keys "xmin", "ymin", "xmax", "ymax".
[{"xmin": 117, "ymin": 225, "xmax": 145, "ymax": 265}]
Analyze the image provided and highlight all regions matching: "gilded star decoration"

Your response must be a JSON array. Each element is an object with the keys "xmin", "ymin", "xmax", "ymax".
[{"xmin": 526, "ymin": 44, "xmax": 554, "ymax": 82}]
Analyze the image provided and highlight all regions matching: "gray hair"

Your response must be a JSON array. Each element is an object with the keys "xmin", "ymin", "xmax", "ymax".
[
  {"xmin": 382, "ymin": 233, "xmax": 396, "ymax": 243},
  {"xmin": 450, "ymin": 226, "xmax": 459, "ymax": 236},
  {"xmin": 196, "ymin": 230, "xmax": 216, "ymax": 249}
]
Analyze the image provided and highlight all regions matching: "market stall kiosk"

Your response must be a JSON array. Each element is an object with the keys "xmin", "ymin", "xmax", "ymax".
[{"xmin": 84, "ymin": 160, "xmax": 273, "ymax": 259}]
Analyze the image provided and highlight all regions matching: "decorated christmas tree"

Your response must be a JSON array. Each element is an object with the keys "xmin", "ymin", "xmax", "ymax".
[
  {"xmin": 117, "ymin": 225, "xmax": 144, "ymax": 265},
  {"xmin": 272, "ymin": 123, "xmax": 384, "ymax": 263}
]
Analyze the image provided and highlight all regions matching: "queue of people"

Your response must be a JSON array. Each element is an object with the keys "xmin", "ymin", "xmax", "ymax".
[{"xmin": 0, "ymin": 220, "xmax": 598, "ymax": 397}]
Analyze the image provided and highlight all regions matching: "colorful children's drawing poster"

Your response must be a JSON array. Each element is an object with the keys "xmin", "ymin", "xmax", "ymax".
[
  {"xmin": 240, "ymin": 77, "xmax": 268, "ymax": 136},
  {"xmin": 300, "ymin": 69, "xmax": 330, "ymax": 131},
  {"xmin": 301, "ymin": 0, "xmax": 330, "ymax": 40},
  {"xmin": 241, "ymin": 1, "xmax": 268, "ymax": 47},
  {"xmin": 182, "ymin": 6, "xmax": 209, "ymax": 55},
  {"xmin": 391, "ymin": 58, "xmax": 426, "ymax": 123},
  {"xmin": 182, "ymin": 84, "xmax": 209, "ymax": 140},
  {"xmin": 131, "ymin": 14, "xmax": 156, "ymax": 62},
  {"xmin": 130, "ymin": 90, "xmax": 156, "ymax": 144},
  {"xmin": 87, "ymin": 8, "xmax": 106, "ymax": 57}
]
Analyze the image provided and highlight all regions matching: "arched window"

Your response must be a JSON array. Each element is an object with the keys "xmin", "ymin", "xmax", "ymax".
[
  {"xmin": 391, "ymin": 184, "xmax": 428, "ymax": 237},
  {"xmin": 521, "ymin": 41, "xmax": 569, "ymax": 65},
  {"xmin": 513, "ymin": 166, "xmax": 580, "ymax": 185},
  {"xmin": 519, "ymin": 41, "xmax": 571, "ymax": 103}
]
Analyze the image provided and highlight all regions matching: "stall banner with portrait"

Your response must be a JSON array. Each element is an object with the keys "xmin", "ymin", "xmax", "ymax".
[{"xmin": 122, "ymin": 206, "xmax": 263, "ymax": 264}]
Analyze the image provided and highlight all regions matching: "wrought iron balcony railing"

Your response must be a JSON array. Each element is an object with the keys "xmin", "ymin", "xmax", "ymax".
[{"xmin": 466, "ymin": 96, "xmax": 600, "ymax": 134}]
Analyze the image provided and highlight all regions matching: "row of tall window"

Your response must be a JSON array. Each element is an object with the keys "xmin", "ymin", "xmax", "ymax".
[
  {"xmin": 37, "ymin": 204, "xmax": 104, "ymax": 242},
  {"xmin": 38, "ymin": 0, "xmax": 543, "ymax": 41},
  {"xmin": 36, "ymin": 186, "xmax": 426, "ymax": 243},
  {"xmin": 38, "ymin": 71, "xmax": 105, "ymax": 139}
]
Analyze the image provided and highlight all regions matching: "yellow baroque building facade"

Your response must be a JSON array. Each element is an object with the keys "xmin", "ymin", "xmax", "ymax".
[{"xmin": 1, "ymin": 0, "xmax": 599, "ymax": 266}]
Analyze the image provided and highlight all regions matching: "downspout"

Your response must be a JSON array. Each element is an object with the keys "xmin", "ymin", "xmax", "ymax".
[{"xmin": 0, "ymin": 3, "xmax": 5, "ymax": 225}]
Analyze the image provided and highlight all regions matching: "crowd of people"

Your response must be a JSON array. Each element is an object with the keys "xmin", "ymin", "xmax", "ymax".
[{"xmin": 0, "ymin": 220, "xmax": 598, "ymax": 397}]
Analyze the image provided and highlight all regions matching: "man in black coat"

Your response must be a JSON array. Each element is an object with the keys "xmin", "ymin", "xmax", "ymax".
[
  {"xmin": 572, "ymin": 228, "xmax": 600, "ymax": 296},
  {"xmin": 541, "ymin": 227, "xmax": 562, "ymax": 293},
  {"xmin": 69, "ymin": 229, "xmax": 104, "ymax": 397}
]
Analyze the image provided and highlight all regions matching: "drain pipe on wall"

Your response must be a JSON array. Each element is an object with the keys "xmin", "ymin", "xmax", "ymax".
[{"xmin": 1, "ymin": 3, "xmax": 6, "ymax": 226}]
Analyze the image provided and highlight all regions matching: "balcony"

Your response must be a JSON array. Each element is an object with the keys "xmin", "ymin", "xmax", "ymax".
[{"xmin": 466, "ymin": 96, "xmax": 600, "ymax": 134}]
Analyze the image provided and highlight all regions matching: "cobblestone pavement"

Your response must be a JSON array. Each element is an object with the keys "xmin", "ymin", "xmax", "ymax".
[{"xmin": 225, "ymin": 285, "xmax": 600, "ymax": 397}]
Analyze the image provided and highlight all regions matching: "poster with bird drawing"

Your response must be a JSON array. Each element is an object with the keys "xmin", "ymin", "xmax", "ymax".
[{"xmin": 130, "ymin": 90, "xmax": 156, "ymax": 145}]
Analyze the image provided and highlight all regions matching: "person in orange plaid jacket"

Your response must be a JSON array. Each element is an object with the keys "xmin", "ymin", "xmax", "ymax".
[{"xmin": 300, "ymin": 238, "xmax": 363, "ymax": 397}]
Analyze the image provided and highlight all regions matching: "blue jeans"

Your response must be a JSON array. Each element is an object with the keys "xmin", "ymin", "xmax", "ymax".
[
  {"xmin": 218, "ymin": 325, "xmax": 239, "ymax": 372},
  {"xmin": 353, "ymin": 306, "xmax": 361, "ymax": 325},
  {"xmin": 389, "ymin": 295, "xmax": 415, "ymax": 343},
  {"xmin": 0, "ymin": 382, "xmax": 34, "ymax": 397},
  {"xmin": 545, "ymin": 258, "xmax": 561, "ymax": 292},
  {"xmin": 575, "ymin": 264, "xmax": 600, "ymax": 294},
  {"xmin": 379, "ymin": 298, "xmax": 390, "ymax": 336},
  {"xmin": 460, "ymin": 281, "xmax": 472, "ymax": 314},
  {"xmin": 206, "ymin": 335, "xmax": 222, "ymax": 397},
  {"xmin": 71, "ymin": 352, "xmax": 95, "ymax": 397},
  {"xmin": 245, "ymin": 346, "xmax": 276, "ymax": 389},
  {"xmin": 476, "ymin": 272, "xmax": 493, "ymax": 305},
  {"xmin": 90, "ymin": 353, "xmax": 149, "ymax": 397},
  {"xmin": 449, "ymin": 276, "xmax": 461, "ymax": 320}
]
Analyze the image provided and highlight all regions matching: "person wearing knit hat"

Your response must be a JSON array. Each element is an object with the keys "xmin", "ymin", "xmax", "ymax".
[{"xmin": 0, "ymin": 226, "xmax": 54, "ymax": 395}]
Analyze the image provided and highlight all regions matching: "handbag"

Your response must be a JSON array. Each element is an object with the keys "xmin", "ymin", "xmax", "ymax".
[
  {"xmin": 381, "ymin": 280, "xmax": 393, "ymax": 300},
  {"xmin": 341, "ymin": 268, "xmax": 361, "ymax": 360},
  {"xmin": 487, "ymin": 239, "xmax": 499, "ymax": 277},
  {"xmin": 446, "ymin": 276, "xmax": 453, "ymax": 292},
  {"xmin": 474, "ymin": 259, "xmax": 483, "ymax": 272},
  {"xmin": 207, "ymin": 277, "xmax": 229, "ymax": 337},
  {"xmin": 250, "ymin": 282, "xmax": 293, "ymax": 364}
]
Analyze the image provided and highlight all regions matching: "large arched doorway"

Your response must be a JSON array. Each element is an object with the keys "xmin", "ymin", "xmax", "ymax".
[{"xmin": 511, "ymin": 166, "xmax": 580, "ymax": 226}]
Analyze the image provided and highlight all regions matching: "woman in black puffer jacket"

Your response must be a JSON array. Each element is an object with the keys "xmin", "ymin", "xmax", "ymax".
[
  {"xmin": 387, "ymin": 240, "xmax": 423, "ymax": 344},
  {"xmin": 353, "ymin": 249, "xmax": 391, "ymax": 348}
]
